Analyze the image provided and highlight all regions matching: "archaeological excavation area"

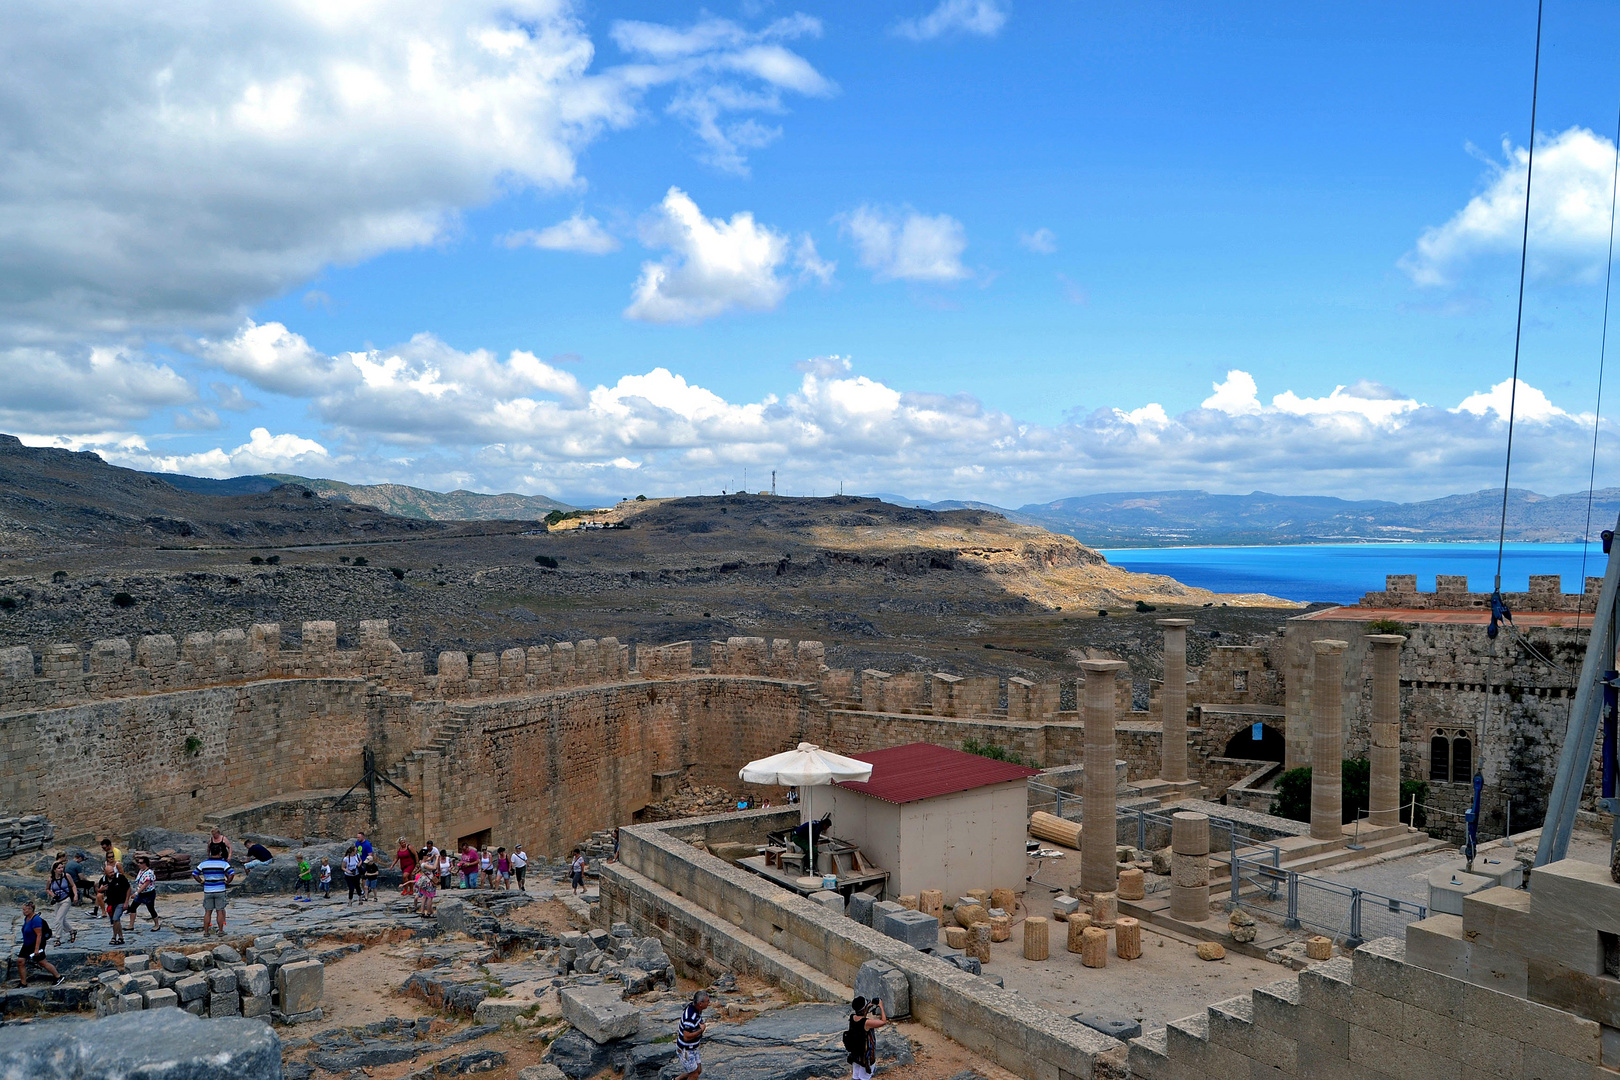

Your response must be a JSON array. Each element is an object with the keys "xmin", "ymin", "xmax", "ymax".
[{"xmin": 3, "ymin": 569, "xmax": 1620, "ymax": 1079}]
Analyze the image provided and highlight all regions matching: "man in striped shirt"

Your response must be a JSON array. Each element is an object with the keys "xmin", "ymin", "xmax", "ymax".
[
  {"xmin": 191, "ymin": 855, "xmax": 235, "ymax": 936},
  {"xmin": 673, "ymin": 990, "xmax": 709, "ymax": 1079}
]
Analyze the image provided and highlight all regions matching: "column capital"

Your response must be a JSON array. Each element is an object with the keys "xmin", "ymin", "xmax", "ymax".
[
  {"xmin": 1155, "ymin": 618, "xmax": 1195, "ymax": 629},
  {"xmin": 1310, "ymin": 639, "xmax": 1348, "ymax": 655},
  {"xmin": 1079, "ymin": 659, "xmax": 1130, "ymax": 673},
  {"xmin": 1364, "ymin": 634, "xmax": 1407, "ymax": 647}
]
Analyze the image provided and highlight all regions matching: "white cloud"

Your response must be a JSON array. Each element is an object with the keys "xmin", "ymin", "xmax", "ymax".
[
  {"xmin": 841, "ymin": 206, "xmax": 969, "ymax": 283},
  {"xmin": 53, "ymin": 340, "xmax": 1616, "ymax": 504},
  {"xmin": 894, "ymin": 0, "xmax": 1009, "ymax": 41},
  {"xmin": 1200, "ymin": 370, "xmax": 1263, "ymax": 416},
  {"xmin": 609, "ymin": 13, "xmax": 834, "ymax": 175},
  {"xmin": 1402, "ymin": 127, "xmax": 1620, "ymax": 286},
  {"xmin": 0, "ymin": 345, "xmax": 194, "ymax": 431},
  {"xmin": 1019, "ymin": 227, "xmax": 1057, "ymax": 253},
  {"xmin": 141, "ymin": 427, "xmax": 333, "ymax": 477},
  {"xmin": 625, "ymin": 188, "xmax": 794, "ymax": 323},
  {"xmin": 0, "ymin": 3, "xmax": 641, "ymax": 344},
  {"xmin": 502, "ymin": 213, "xmax": 620, "ymax": 254},
  {"xmin": 199, "ymin": 320, "xmax": 343, "ymax": 397},
  {"xmin": 794, "ymin": 236, "xmax": 837, "ymax": 284},
  {"xmin": 1453, "ymin": 377, "xmax": 1571, "ymax": 422}
]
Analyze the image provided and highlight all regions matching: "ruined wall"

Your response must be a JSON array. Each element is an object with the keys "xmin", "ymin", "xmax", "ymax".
[
  {"xmin": 3, "ymin": 615, "xmax": 1296, "ymax": 857},
  {"xmin": 1284, "ymin": 614, "xmax": 1590, "ymax": 840}
]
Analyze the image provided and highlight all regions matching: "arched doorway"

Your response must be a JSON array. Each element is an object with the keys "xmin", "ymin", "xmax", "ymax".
[{"xmin": 1224, "ymin": 722, "xmax": 1285, "ymax": 762}]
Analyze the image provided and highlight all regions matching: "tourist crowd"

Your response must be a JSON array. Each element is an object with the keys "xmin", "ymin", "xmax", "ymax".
[{"xmin": 14, "ymin": 827, "xmax": 602, "ymax": 986}]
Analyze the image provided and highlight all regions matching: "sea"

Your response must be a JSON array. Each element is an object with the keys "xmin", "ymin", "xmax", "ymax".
[{"xmin": 1097, "ymin": 541, "xmax": 1607, "ymax": 606}]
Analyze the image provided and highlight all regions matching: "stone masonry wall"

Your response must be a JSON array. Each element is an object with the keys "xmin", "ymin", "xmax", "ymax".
[{"xmin": 1284, "ymin": 615, "xmax": 1591, "ymax": 841}]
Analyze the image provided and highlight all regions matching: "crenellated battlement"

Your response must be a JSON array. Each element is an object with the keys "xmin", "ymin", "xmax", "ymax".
[
  {"xmin": 1360, "ymin": 572, "xmax": 1602, "ymax": 612},
  {"xmin": 0, "ymin": 622, "xmax": 841, "ymax": 712}
]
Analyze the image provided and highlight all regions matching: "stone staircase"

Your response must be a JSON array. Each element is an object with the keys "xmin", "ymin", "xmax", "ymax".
[
  {"xmin": 1209, "ymin": 823, "xmax": 1445, "ymax": 885},
  {"xmin": 1129, "ymin": 958, "xmax": 1345, "ymax": 1078}
]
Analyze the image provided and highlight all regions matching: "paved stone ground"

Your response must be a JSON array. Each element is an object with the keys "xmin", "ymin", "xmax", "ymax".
[
  {"xmin": 1233, "ymin": 826, "xmax": 1610, "ymax": 947},
  {"xmin": 948, "ymin": 915, "xmax": 1288, "ymax": 1034}
]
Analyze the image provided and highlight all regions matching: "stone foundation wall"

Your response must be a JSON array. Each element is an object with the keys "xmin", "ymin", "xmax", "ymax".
[{"xmin": 601, "ymin": 812, "xmax": 1124, "ymax": 1080}]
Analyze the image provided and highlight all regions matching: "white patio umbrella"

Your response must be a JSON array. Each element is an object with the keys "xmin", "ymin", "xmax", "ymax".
[{"xmin": 739, "ymin": 742, "xmax": 872, "ymax": 882}]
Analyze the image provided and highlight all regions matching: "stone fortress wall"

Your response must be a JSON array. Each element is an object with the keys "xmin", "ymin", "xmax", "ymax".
[
  {"xmin": 1281, "ymin": 572, "xmax": 1603, "ymax": 839},
  {"xmin": 1, "ymin": 566, "xmax": 1602, "ymax": 857},
  {"xmin": 0, "ymin": 620, "xmax": 1284, "ymax": 859}
]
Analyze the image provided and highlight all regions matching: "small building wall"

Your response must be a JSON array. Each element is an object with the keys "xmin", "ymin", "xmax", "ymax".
[
  {"xmin": 830, "ymin": 780, "xmax": 1029, "ymax": 901},
  {"xmin": 827, "ymin": 786, "xmax": 902, "ymax": 894}
]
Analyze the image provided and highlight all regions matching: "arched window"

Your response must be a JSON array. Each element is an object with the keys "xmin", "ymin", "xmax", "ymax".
[
  {"xmin": 1430, "ymin": 735, "xmax": 1451, "ymax": 782},
  {"xmin": 1451, "ymin": 736, "xmax": 1472, "ymax": 783}
]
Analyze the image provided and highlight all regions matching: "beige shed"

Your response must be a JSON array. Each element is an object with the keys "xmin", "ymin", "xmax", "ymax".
[{"xmin": 830, "ymin": 742, "xmax": 1039, "ymax": 902}]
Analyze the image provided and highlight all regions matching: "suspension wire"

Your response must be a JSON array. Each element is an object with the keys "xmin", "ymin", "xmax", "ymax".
[
  {"xmin": 1482, "ymin": 0, "xmax": 1544, "ymax": 760},
  {"xmin": 1575, "ymin": 95, "xmax": 1620, "ymax": 630},
  {"xmin": 1493, "ymin": 0, "xmax": 1544, "ymax": 591}
]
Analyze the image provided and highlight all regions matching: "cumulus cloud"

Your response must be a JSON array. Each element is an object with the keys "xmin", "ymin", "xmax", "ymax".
[
  {"xmin": 841, "ymin": 206, "xmax": 970, "ymax": 283},
  {"xmin": 1454, "ymin": 377, "xmax": 1571, "ymax": 422},
  {"xmin": 1402, "ymin": 127, "xmax": 1620, "ymax": 286},
  {"xmin": 609, "ymin": 13, "xmax": 834, "ymax": 175},
  {"xmin": 894, "ymin": 0, "xmax": 1009, "ymax": 41},
  {"xmin": 92, "ymin": 323, "xmax": 1593, "ymax": 503},
  {"xmin": 0, "ymin": 2, "xmax": 643, "ymax": 344},
  {"xmin": 1019, "ymin": 227, "xmax": 1057, "ymax": 253},
  {"xmin": 502, "ymin": 213, "xmax": 620, "ymax": 254},
  {"xmin": 1200, "ymin": 370, "xmax": 1263, "ymax": 416},
  {"xmin": 626, "ymin": 188, "xmax": 807, "ymax": 323},
  {"xmin": 0, "ymin": 346, "xmax": 193, "ymax": 431}
]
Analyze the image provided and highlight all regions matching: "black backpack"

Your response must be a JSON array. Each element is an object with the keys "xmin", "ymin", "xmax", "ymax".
[{"xmin": 843, "ymin": 1015, "xmax": 869, "ymax": 1063}]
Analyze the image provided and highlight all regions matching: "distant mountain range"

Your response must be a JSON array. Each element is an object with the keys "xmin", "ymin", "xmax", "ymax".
[
  {"xmin": 137, "ymin": 467, "xmax": 1620, "ymax": 543},
  {"xmin": 864, "ymin": 488, "xmax": 1620, "ymax": 546},
  {"xmin": 146, "ymin": 472, "xmax": 575, "ymax": 521}
]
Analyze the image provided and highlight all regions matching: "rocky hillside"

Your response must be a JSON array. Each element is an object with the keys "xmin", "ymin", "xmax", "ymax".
[{"xmin": 0, "ymin": 438, "xmax": 1300, "ymax": 672}]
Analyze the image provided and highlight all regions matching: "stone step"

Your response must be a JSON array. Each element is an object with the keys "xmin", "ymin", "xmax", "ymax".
[
  {"xmin": 1206, "ymin": 994, "xmax": 1255, "ymax": 1054},
  {"xmin": 1210, "ymin": 825, "xmax": 1430, "ymax": 881},
  {"xmin": 1126, "ymin": 1026, "xmax": 1171, "ymax": 1080}
]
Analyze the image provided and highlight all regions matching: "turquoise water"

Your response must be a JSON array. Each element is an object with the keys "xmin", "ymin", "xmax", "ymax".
[{"xmin": 1098, "ymin": 542, "xmax": 1606, "ymax": 605}]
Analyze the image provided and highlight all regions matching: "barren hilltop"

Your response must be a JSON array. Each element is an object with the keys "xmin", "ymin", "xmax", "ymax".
[{"xmin": 0, "ymin": 435, "xmax": 1302, "ymax": 677}]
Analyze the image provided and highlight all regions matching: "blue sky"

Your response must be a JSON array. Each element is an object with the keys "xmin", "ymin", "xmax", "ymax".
[{"xmin": 6, "ymin": 1, "xmax": 1620, "ymax": 506}]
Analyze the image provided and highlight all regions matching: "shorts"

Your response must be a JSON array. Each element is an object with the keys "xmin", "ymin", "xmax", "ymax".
[
  {"xmin": 109, "ymin": 903, "xmax": 126, "ymax": 923},
  {"xmin": 852, "ymin": 1064, "xmax": 874, "ymax": 1080},
  {"xmin": 17, "ymin": 946, "xmax": 41, "ymax": 960},
  {"xmin": 675, "ymin": 1045, "xmax": 701, "ymax": 1072},
  {"xmin": 571, "ymin": 871, "xmax": 585, "ymax": 887},
  {"xmin": 202, "ymin": 892, "xmax": 228, "ymax": 912}
]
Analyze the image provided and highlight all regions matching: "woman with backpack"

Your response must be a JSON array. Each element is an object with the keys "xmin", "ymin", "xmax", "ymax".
[
  {"xmin": 15, "ymin": 901, "xmax": 62, "ymax": 987},
  {"xmin": 46, "ymin": 864, "xmax": 78, "ymax": 945},
  {"xmin": 843, "ymin": 995, "xmax": 887, "ymax": 1080},
  {"xmin": 341, "ymin": 845, "xmax": 363, "ymax": 904}
]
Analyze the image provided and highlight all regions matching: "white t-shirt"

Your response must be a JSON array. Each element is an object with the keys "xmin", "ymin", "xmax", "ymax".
[{"xmin": 511, "ymin": 851, "xmax": 527, "ymax": 869}]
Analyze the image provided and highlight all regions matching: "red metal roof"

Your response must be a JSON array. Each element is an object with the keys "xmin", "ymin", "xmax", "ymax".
[{"xmin": 834, "ymin": 742, "xmax": 1041, "ymax": 805}]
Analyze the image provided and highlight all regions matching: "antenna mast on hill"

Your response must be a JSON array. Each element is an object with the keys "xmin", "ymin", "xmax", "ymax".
[{"xmin": 772, "ymin": 470, "xmax": 776, "ymax": 495}]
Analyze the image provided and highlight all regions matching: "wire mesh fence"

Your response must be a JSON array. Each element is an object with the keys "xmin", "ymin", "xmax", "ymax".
[{"xmin": 1030, "ymin": 781, "xmax": 1429, "ymax": 948}]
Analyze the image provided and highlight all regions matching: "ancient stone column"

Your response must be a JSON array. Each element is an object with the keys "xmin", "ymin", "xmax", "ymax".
[
  {"xmin": 1023, "ymin": 917, "xmax": 1049, "ymax": 961},
  {"xmin": 1169, "ymin": 811, "xmax": 1210, "ymax": 922},
  {"xmin": 1366, "ymin": 634, "xmax": 1406, "ymax": 827},
  {"xmin": 1114, "ymin": 917, "xmax": 1143, "ymax": 960},
  {"xmin": 1310, "ymin": 640, "xmax": 1349, "ymax": 842},
  {"xmin": 1081, "ymin": 926, "xmax": 1109, "ymax": 968},
  {"xmin": 1066, "ymin": 913, "xmax": 1093, "ymax": 953},
  {"xmin": 1156, "ymin": 619, "xmax": 1195, "ymax": 783},
  {"xmin": 1081, "ymin": 659, "xmax": 1130, "ymax": 896}
]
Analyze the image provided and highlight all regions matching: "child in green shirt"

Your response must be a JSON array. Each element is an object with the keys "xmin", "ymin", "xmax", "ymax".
[{"xmin": 295, "ymin": 854, "xmax": 314, "ymax": 901}]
